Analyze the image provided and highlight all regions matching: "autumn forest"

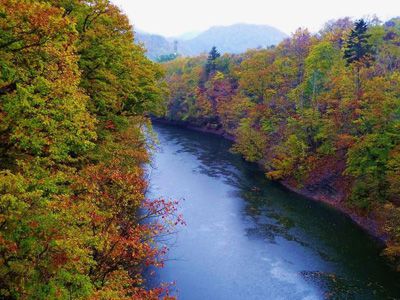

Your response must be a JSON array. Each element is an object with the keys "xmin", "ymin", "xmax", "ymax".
[
  {"xmin": 0, "ymin": 0, "xmax": 181, "ymax": 298},
  {"xmin": 1, "ymin": 0, "xmax": 400, "ymax": 299}
]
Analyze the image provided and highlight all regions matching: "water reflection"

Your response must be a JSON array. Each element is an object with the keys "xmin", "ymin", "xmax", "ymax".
[{"xmin": 148, "ymin": 123, "xmax": 400, "ymax": 300}]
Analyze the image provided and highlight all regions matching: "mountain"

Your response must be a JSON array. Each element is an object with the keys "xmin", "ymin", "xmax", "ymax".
[
  {"xmin": 181, "ymin": 24, "xmax": 287, "ymax": 55},
  {"xmin": 135, "ymin": 23, "xmax": 288, "ymax": 60},
  {"xmin": 135, "ymin": 32, "xmax": 174, "ymax": 60}
]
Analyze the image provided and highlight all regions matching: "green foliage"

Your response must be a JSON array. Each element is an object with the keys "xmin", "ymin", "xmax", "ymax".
[
  {"xmin": 162, "ymin": 56, "xmax": 206, "ymax": 122},
  {"xmin": 0, "ymin": 0, "xmax": 96, "ymax": 163},
  {"xmin": 268, "ymin": 134, "xmax": 309, "ymax": 181},
  {"xmin": 232, "ymin": 118, "xmax": 267, "ymax": 162},
  {"xmin": 0, "ymin": 165, "xmax": 93, "ymax": 299},
  {"xmin": 238, "ymin": 50, "xmax": 276, "ymax": 103},
  {"xmin": 346, "ymin": 133, "xmax": 393, "ymax": 207},
  {"xmin": 205, "ymin": 46, "xmax": 221, "ymax": 76},
  {"xmin": 301, "ymin": 41, "xmax": 340, "ymax": 106},
  {"xmin": 344, "ymin": 19, "xmax": 374, "ymax": 65},
  {"xmin": 71, "ymin": 2, "xmax": 166, "ymax": 117}
]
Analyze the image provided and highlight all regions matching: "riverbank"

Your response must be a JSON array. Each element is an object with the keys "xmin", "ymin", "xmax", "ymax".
[{"xmin": 152, "ymin": 118, "xmax": 389, "ymax": 249}]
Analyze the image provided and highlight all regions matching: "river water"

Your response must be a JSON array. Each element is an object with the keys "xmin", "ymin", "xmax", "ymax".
[{"xmin": 147, "ymin": 123, "xmax": 400, "ymax": 300}]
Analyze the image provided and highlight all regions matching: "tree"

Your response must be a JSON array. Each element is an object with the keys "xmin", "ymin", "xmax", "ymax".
[
  {"xmin": 205, "ymin": 46, "xmax": 221, "ymax": 76},
  {"xmin": 344, "ymin": 19, "xmax": 374, "ymax": 65},
  {"xmin": 238, "ymin": 50, "xmax": 275, "ymax": 104},
  {"xmin": 0, "ymin": 0, "xmax": 96, "ymax": 163},
  {"xmin": 319, "ymin": 17, "xmax": 353, "ymax": 48},
  {"xmin": 302, "ymin": 41, "xmax": 340, "ymax": 106},
  {"xmin": 343, "ymin": 19, "xmax": 374, "ymax": 99}
]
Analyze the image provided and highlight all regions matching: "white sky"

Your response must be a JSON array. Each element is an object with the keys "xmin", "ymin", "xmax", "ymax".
[{"xmin": 111, "ymin": 0, "xmax": 399, "ymax": 37}]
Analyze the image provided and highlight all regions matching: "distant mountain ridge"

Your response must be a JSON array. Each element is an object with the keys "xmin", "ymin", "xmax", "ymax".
[
  {"xmin": 135, "ymin": 23, "xmax": 288, "ymax": 60},
  {"xmin": 135, "ymin": 32, "xmax": 175, "ymax": 60}
]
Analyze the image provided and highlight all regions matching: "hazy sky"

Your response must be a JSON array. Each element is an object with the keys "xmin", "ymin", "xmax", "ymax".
[{"xmin": 111, "ymin": 0, "xmax": 399, "ymax": 37}]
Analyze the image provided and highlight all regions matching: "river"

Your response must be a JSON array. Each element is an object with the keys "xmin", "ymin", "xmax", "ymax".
[{"xmin": 146, "ymin": 122, "xmax": 400, "ymax": 300}]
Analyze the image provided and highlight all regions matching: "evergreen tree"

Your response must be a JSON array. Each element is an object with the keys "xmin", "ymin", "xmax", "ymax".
[
  {"xmin": 205, "ymin": 46, "xmax": 221, "ymax": 76},
  {"xmin": 344, "ymin": 19, "xmax": 374, "ymax": 65},
  {"xmin": 344, "ymin": 19, "xmax": 374, "ymax": 98}
]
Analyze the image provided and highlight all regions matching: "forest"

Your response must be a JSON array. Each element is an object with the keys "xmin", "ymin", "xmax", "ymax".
[
  {"xmin": 162, "ymin": 18, "xmax": 400, "ymax": 270},
  {"xmin": 0, "ymin": 0, "xmax": 181, "ymax": 299},
  {"xmin": 1, "ymin": 0, "xmax": 400, "ymax": 299}
]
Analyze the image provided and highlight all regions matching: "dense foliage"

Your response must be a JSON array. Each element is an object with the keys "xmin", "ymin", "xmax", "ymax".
[
  {"xmin": 162, "ymin": 18, "xmax": 400, "ymax": 269},
  {"xmin": 0, "ymin": 0, "xmax": 178, "ymax": 298}
]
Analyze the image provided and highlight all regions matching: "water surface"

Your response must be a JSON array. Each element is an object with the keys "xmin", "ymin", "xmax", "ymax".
[{"xmin": 147, "ymin": 123, "xmax": 400, "ymax": 300}]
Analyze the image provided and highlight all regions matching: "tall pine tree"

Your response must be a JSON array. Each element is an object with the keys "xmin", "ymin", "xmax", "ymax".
[
  {"xmin": 205, "ymin": 46, "xmax": 221, "ymax": 76},
  {"xmin": 344, "ymin": 19, "xmax": 373, "ymax": 65},
  {"xmin": 344, "ymin": 19, "xmax": 374, "ymax": 98}
]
